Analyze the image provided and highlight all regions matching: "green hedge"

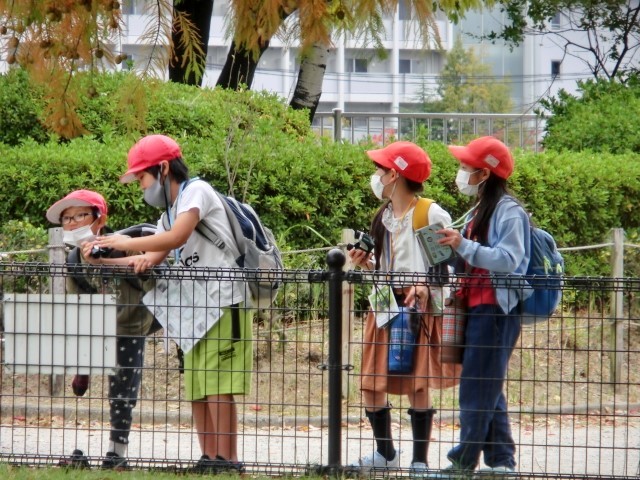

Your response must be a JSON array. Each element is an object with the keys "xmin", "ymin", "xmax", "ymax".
[
  {"xmin": 540, "ymin": 74, "xmax": 640, "ymax": 154},
  {"xmin": 0, "ymin": 69, "xmax": 48, "ymax": 146},
  {"xmin": 0, "ymin": 72, "xmax": 638, "ymax": 277},
  {"xmin": 2, "ymin": 137, "xmax": 639, "ymax": 277}
]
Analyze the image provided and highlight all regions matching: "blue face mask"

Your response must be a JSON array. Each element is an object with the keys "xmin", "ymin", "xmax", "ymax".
[{"xmin": 143, "ymin": 172, "xmax": 170, "ymax": 208}]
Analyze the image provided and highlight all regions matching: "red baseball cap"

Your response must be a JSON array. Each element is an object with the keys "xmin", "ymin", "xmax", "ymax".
[
  {"xmin": 46, "ymin": 190, "xmax": 108, "ymax": 224},
  {"xmin": 120, "ymin": 134, "xmax": 182, "ymax": 183},
  {"xmin": 366, "ymin": 141, "xmax": 432, "ymax": 183},
  {"xmin": 448, "ymin": 136, "xmax": 514, "ymax": 179}
]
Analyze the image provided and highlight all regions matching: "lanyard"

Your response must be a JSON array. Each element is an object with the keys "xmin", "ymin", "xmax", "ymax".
[
  {"xmin": 447, "ymin": 203, "xmax": 478, "ymax": 230},
  {"xmin": 166, "ymin": 179, "xmax": 191, "ymax": 264}
]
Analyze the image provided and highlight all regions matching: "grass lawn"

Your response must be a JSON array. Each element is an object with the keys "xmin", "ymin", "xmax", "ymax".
[{"xmin": 0, "ymin": 464, "xmax": 276, "ymax": 480}]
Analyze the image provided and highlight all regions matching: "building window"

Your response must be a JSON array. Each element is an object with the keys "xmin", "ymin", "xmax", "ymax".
[
  {"xmin": 346, "ymin": 58, "xmax": 368, "ymax": 73},
  {"xmin": 121, "ymin": 0, "xmax": 146, "ymax": 14},
  {"xmin": 399, "ymin": 59, "xmax": 411, "ymax": 74},
  {"xmin": 551, "ymin": 12, "xmax": 562, "ymax": 29},
  {"xmin": 122, "ymin": 0, "xmax": 133, "ymax": 14},
  {"xmin": 551, "ymin": 60, "xmax": 561, "ymax": 77},
  {"xmin": 398, "ymin": 0, "xmax": 411, "ymax": 20}
]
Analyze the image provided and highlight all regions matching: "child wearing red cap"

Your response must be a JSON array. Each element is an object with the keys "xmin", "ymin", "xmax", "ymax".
[
  {"xmin": 47, "ymin": 190, "xmax": 156, "ymax": 469},
  {"xmin": 430, "ymin": 136, "xmax": 531, "ymax": 477},
  {"xmin": 91, "ymin": 134, "xmax": 250, "ymax": 473},
  {"xmin": 348, "ymin": 141, "xmax": 460, "ymax": 476}
]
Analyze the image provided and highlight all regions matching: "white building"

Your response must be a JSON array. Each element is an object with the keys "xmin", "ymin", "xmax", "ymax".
[{"xmin": 116, "ymin": 1, "xmax": 639, "ymax": 114}]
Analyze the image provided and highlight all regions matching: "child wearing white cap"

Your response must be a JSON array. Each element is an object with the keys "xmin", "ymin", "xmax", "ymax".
[{"xmin": 48, "ymin": 190, "xmax": 156, "ymax": 470}]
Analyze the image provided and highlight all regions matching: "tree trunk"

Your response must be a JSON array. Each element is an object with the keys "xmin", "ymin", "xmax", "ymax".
[
  {"xmin": 216, "ymin": 40, "xmax": 270, "ymax": 90},
  {"xmin": 217, "ymin": 8, "xmax": 294, "ymax": 90},
  {"xmin": 169, "ymin": 0, "xmax": 214, "ymax": 86},
  {"xmin": 289, "ymin": 44, "xmax": 330, "ymax": 123}
]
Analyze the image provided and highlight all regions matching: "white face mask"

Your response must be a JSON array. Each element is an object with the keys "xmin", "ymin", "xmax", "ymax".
[
  {"xmin": 144, "ymin": 172, "xmax": 171, "ymax": 208},
  {"xmin": 370, "ymin": 173, "xmax": 386, "ymax": 200},
  {"xmin": 63, "ymin": 222, "xmax": 97, "ymax": 247},
  {"xmin": 455, "ymin": 169, "xmax": 482, "ymax": 196}
]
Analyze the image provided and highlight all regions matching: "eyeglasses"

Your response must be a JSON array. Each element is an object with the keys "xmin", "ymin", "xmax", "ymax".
[{"xmin": 60, "ymin": 212, "xmax": 94, "ymax": 225}]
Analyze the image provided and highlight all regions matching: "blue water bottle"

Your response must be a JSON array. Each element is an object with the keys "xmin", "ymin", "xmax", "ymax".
[{"xmin": 387, "ymin": 306, "xmax": 417, "ymax": 374}]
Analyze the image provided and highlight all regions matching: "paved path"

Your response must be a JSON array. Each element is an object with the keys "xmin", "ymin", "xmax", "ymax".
[{"xmin": 1, "ymin": 414, "xmax": 638, "ymax": 478}]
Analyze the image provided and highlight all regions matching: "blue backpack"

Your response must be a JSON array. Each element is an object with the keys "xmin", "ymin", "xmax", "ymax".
[{"xmin": 521, "ymin": 226, "xmax": 564, "ymax": 324}]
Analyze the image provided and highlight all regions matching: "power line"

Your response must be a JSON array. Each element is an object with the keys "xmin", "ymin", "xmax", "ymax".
[{"xmin": 203, "ymin": 61, "xmax": 596, "ymax": 86}]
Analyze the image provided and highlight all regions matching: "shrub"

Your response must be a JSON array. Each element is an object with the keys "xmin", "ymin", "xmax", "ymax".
[
  {"xmin": 0, "ymin": 73, "xmax": 639, "ymax": 280},
  {"xmin": 0, "ymin": 69, "xmax": 48, "ymax": 146},
  {"xmin": 0, "ymin": 220, "xmax": 48, "ymax": 294},
  {"xmin": 540, "ymin": 73, "xmax": 640, "ymax": 153},
  {"xmin": 0, "ymin": 220, "xmax": 48, "ymax": 262},
  {"xmin": 510, "ymin": 149, "xmax": 640, "ymax": 277}
]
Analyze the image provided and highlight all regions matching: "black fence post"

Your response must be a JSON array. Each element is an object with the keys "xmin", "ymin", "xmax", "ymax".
[{"xmin": 326, "ymin": 248, "xmax": 346, "ymax": 473}]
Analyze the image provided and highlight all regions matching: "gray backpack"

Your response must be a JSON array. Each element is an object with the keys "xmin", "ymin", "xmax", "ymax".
[{"xmin": 164, "ymin": 178, "xmax": 283, "ymax": 307}]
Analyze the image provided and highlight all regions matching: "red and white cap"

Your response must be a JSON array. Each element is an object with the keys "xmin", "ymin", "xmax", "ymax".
[
  {"xmin": 120, "ymin": 134, "xmax": 183, "ymax": 183},
  {"xmin": 366, "ymin": 141, "xmax": 432, "ymax": 183},
  {"xmin": 448, "ymin": 136, "xmax": 514, "ymax": 179},
  {"xmin": 46, "ymin": 190, "xmax": 108, "ymax": 224}
]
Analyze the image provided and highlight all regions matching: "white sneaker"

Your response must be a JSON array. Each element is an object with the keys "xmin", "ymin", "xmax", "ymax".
[
  {"xmin": 476, "ymin": 466, "xmax": 515, "ymax": 477},
  {"xmin": 348, "ymin": 451, "xmax": 399, "ymax": 475},
  {"xmin": 410, "ymin": 461, "xmax": 429, "ymax": 478}
]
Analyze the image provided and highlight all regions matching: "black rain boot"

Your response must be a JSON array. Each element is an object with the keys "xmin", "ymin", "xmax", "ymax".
[
  {"xmin": 408, "ymin": 407, "xmax": 436, "ymax": 468},
  {"xmin": 365, "ymin": 406, "xmax": 397, "ymax": 461}
]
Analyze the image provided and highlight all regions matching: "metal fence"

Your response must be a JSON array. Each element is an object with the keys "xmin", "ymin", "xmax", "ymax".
[
  {"xmin": 313, "ymin": 110, "xmax": 546, "ymax": 151},
  {"xmin": 0, "ymin": 256, "xmax": 638, "ymax": 478}
]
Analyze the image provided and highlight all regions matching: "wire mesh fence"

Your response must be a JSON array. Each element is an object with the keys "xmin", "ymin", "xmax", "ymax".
[
  {"xmin": 0, "ymin": 258, "xmax": 638, "ymax": 478},
  {"xmin": 313, "ymin": 111, "xmax": 545, "ymax": 152}
]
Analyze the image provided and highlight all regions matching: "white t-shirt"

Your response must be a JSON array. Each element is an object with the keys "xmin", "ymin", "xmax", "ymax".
[{"xmin": 157, "ymin": 179, "xmax": 245, "ymax": 308}]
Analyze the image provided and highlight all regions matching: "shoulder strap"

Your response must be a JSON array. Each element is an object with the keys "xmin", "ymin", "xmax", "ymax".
[
  {"xmin": 163, "ymin": 177, "xmax": 226, "ymax": 250},
  {"xmin": 412, "ymin": 197, "xmax": 434, "ymax": 231},
  {"xmin": 196, "ymin": 217, "xmax": 227, "ymax": 250},
  {"xmin": 66, "ymin": 247, "xmax": 98, "ymax": 294},
  {"xmin": 194, "ymin": 187, "xmax": 245, "ymax": 254}
]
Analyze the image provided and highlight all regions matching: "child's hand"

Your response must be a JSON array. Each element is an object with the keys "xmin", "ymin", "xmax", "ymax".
[
  {"xmin": 95, "ymin": 234, "xmax": 131, "ymax": 252},
  {"xmin": 405, "ymin": 285, "xmax": 429, "ymax": 312},
  {"xmin": 80, "ymin": 241, "xmax": 101, "ymax": 264},
  {"xmin": 348, "ymin": 248, "xmax": 373, "ymax": 270},
  {"xmin": 128, "ymin": 254, "xmax": 155, "ymax": 274},
  {"xmin": 437, "ymin": 228, "xmax": 463, "ymax": 250}
]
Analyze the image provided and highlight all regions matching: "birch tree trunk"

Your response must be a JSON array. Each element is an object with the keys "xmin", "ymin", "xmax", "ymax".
[{"xmin": 289, "ymin": 43, "xmax": 330, "ymax": 123}]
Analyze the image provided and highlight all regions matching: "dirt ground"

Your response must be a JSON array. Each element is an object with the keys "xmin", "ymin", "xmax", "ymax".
[
  {"xmin": 1, "ymin": 313, "xmax": 639, "ymax": 477},
  {"xmin": 2, "ymin": 313, "xmax": 639, "ymax": 420}
]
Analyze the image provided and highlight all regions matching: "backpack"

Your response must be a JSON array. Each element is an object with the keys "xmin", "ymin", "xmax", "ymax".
[
  {"xmin": 185, "ymin": 179, "xmax": 283, "ymax": 307},
  {"xmin": 521, "ymin": 226, "xmax": 564, "ymax": 324},
  {"xmin": 412, "ymin": 197, "xmax": 433, "ymax": 231},
  {"xmin": 412, "ymin": 197, "xmax": 451, "ymax": 285}
]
